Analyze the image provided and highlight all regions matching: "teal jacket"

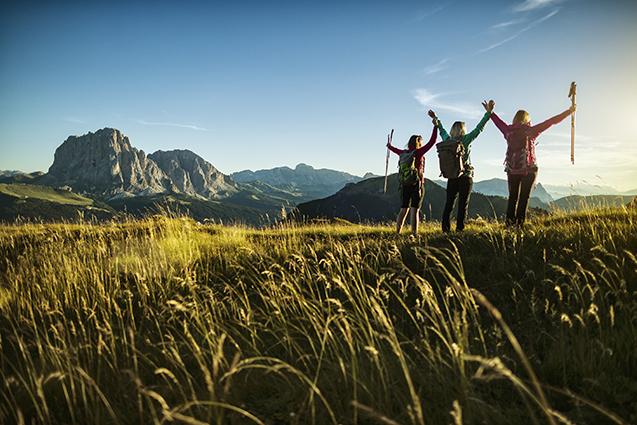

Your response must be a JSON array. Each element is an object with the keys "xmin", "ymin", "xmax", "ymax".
[{"xmin": 436, "ymin": 111, "xmax": 491, "ymax": 178}]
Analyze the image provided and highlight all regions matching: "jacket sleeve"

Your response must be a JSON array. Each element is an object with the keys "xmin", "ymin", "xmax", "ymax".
[
  {"xmin": 490, "ymin": 112, "xmax": 510, "ymax": 137},
  {"xmin": 464, "ymin": 111, "xmax": 491, "ymax": 145},
  {"xmin": 530, "ymin": 108, "xmax": 572, "ymax": 138},
  {"xmin": 436, "ymin": 119, "xmax": 450, "ymax": 141},
  {"xmin": 416, "ymin": 125, "xmax": 438, "ymax": 155},
  {"xmin": 387, "ymin": 145, "xmax": 404, "ymax": 155}
]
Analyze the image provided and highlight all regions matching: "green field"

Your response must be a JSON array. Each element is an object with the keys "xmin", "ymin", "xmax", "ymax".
[
  {"xmin": 0, "ymin": 183, "xmax": 94, "ymax": 206},
  {"xmin": 0, "ymin": 208, "xmax": 635, "ymax": 424}
]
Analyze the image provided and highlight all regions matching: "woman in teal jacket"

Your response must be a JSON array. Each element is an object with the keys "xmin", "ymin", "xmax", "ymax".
[{"xmin": 429, "ymin": 100, "xmax": 494, "ymax": 232}]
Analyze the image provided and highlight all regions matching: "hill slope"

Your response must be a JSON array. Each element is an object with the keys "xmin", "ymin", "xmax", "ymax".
[
  {"xmin": 295, "ymin": 174, "xmax": 525, "ymax": 223},
  {"xmin": 0, "ymin": 183, "xmax": 278, "ymax": 224},
  {"xmin": 552, "ymin": 194, "xmax": 635, "ymax": 211},
  {"xmin": 0, "ymin": 183, "xmax": 114, "ymax": 222}
]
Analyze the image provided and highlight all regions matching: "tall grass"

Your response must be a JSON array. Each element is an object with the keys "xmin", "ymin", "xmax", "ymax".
[{"xmin": 0, "ymin": 208, "xmax": 635, "ymax": 424}]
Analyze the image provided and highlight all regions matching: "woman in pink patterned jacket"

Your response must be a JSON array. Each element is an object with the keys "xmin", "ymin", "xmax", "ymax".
[{"xmin": 490, "ymin": 103, "xmax": 575, "ymax": 226}]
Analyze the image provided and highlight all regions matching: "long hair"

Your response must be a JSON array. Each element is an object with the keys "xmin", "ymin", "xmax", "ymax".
[
  {"xmin": 407, "ymin": 135, "xmax": 422, "ymax": 150},
  {"xmin": 513, "ymin": 110, "xmax": 531, "ymax": 125},
  {"xmin": 450, "ymin": 122, "xmax": 466, "ymax": 139}
]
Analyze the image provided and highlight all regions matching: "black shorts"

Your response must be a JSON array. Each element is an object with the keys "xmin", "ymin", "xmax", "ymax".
[{"xmin": 401, "ymin": 183, "xmax": 423, "ymax": 208}]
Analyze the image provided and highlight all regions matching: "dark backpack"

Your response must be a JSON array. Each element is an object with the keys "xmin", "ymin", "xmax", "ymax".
[
  {"xmin": 436, "ymin": 139, "xmax": 465, "ymax": 179},
  {"xmin": 505, "ymin": 127, "xmax": 535, "ymax": 174},
  {"xmin": 398, "ymin": 150, "xmax": 419, "ymax": 186}
]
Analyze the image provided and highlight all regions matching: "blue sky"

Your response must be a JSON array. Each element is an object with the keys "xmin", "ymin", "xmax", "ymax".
[{"xmin": 1, "ymin": 0, "xmax": 636, "ymax": 189}]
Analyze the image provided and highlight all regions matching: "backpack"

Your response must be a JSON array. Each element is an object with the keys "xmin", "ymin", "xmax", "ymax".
[
  {"xmin": 398, "ymin": 151, "xmax": 419, "ymax": 186},
  {"xmin": 505, "ymin": 127, "xmax": 535, "ymax": 175},
  {"xmin": 436, "ymin": 138, "xmax": 465, "ymax": 179}
]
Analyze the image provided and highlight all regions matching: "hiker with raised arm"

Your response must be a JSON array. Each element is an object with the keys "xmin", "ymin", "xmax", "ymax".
[
  {"xmin": 490, "ymin": 100, "xmax": 576, "ymax": 227},
  {"xmin": 386, "ymin": 113, "xmax": 438, "ymax": 236},
  {"xmin": 430, "ymin": 100, "xmax": 494, "ymax": 233}
]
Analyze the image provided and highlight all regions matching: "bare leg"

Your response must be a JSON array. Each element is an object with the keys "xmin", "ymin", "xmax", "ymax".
[
  {"xmin": 396, "ymin": 208, "xmax": 409, "ymax": 233},
  {"xmin": 410, "ymin": 207, "xmax": 419, "ymax": 235}
]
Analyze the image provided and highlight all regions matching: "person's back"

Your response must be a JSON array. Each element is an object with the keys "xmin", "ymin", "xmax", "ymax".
[
  {"xmin": 504, "ymin": 124, "xmax": 534, "ymax": 175},
  {"xmin": 430, "ymin": 101, "xmax": 494, "ymax": 232},
  {"xmin": 386, "ymin": 116, "xmax": 438, "ymax": 236},
  {"xmin": 491, "ymin": 105, "xmax": 575, "ymax": 226}
]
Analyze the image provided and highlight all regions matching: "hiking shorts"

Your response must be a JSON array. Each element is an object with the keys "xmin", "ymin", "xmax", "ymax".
[{"xmin": 401, "ymin": 183, "xmax": 423, "ymax": 208}]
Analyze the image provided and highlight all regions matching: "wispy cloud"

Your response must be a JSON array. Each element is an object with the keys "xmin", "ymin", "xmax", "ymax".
[
  {"xmin": 137, "ymin": 120, "xmax": 208, "ymax": 131},
  {"xmin": 513, "ymin": 0, "xmax": 564, "ymax": 12},
  {"xmin": 477, "ymin": 8, "xmax": 560, "ymax": 54},
  {"xmin": 412, "ymin": 2, "xmax": 451, "ymax": 22},
  {"xmin": 423, "ymin": 59, "xmax": 449, "ymax": 76},
  {"xmin": 490, "ymin": 18, "xmax": 526, "ymax": 30},
  {"xmin": 413, "ymin": 88, "xmax": 482, "ymax": 119}
]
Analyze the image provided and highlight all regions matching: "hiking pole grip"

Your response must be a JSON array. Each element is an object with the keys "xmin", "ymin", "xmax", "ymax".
[{"xmin": 569, "ymin": 81, "xmax": 576, "ymax": 164}]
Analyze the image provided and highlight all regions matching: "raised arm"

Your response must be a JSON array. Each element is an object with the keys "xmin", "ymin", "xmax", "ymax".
[
  {"xmin": 428, "ymin": 109, "xmax": 449, "ymax": 141},
  {"xmin": 464, "ymin": 111, "xmax": 491, "ymax": 145},
  {"xmin": 387, "ymin": 144, "xmax": 404, "ymax": 155},
  {"xmin": 530, "ymin": 107, "xmax": 574, "ymax": 138},
  {"xmin": 436, "ymin": 119, "xmax": 450, "ymax": 141},
  {"xmin": 416, "ymin": 125, "xmax": 438, "ymax": 155},
  {"xmin": 490, "ymin": 112, "xmax": 510, "ymax": 136}
]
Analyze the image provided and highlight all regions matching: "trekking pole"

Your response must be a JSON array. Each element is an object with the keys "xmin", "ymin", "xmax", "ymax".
[
  {"xmin": 384, "ymin": 129, "xmax": 393, "ymax": 193},
  {"xmin": 569, "ymin": 81, "xmax": 576, "ymax": 164}
]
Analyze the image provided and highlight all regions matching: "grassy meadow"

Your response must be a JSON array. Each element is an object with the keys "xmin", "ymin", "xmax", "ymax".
[{"xmin": 0, "ymin": 208, "xmax": 636, "ymax": 424}]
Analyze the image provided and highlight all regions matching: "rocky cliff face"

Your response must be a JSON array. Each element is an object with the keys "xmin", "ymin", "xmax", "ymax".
[
  {"xmin": 149, "ymin": 150, "xmax": 237, "ymax": 199},
  {"xmin": 44, "ymin": 128, "xmax": 240, "ymax": 201},
  {"xmin": 46, "ymin": 128, "xmax": 174, "ymax": 198}
]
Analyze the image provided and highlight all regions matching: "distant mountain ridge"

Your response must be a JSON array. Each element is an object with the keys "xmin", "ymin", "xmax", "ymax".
[
  {"xmin": 0, "ymin": 128, "xmax": 296, "ymax": 223},
  {"xmin": 0, "ymin": 128, "xmax": 377, "ymax": 223},
  {"xmin": 543, "ymin": 182, "xmax": 637, "ymax": 198},
  {"xmin": 231, "ymin": 164, "xmax": 365, "ymax": 203},
  {"xmin": 551, "ymin": 195, "xmax": 635, "ymax": 211}
]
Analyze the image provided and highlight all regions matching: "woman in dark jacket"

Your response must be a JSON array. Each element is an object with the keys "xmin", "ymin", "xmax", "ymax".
[{"xmin": 429, "ymin": 100, "xmax": 494, "ymax": 232}]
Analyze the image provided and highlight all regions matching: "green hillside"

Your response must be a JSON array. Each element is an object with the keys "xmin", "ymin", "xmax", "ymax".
[
  {"xmin": 0, "ymin": 183, "xmax": 94, "ymax": 205},
  {"xmin": 108, "ymin": 193, "xmax": 271, "ymax": 225},
  {"xmin": 0, "ymin": 183, "xmax": 115, "ymax": 222},
  {"xmin": 0, "ymin": 183, "xmax": 284, "ymax": 224}
]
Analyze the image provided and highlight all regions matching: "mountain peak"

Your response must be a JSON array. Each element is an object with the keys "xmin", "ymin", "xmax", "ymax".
[
  {"xmin": 295, "ymin": 163, "xmax": 314, "ymax": 171},
  {"xmin": 45, "ymin": 128, "xmax": 172, "ymax": 198},
  {"xmin": 149, "ymin": 150, "xmax": 237, "ymax": 199}
]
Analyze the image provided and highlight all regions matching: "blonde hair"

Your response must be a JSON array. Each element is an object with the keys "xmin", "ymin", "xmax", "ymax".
[
  {"xmin": 513, "ymin": 110, "xmax": 531, "ymax": 125},
  {"xmin": 449, "ymin": 121, "xmax": 466, "ymax": 139}
]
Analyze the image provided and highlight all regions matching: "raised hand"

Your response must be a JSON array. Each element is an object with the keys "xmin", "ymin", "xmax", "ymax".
[
  {"xmin": 482, "ymin": 100, "xmax": 495, "ymax": 113},
  {"xmin": 428, "ymin": 109, "xmax": 438, "ymax": 125}
]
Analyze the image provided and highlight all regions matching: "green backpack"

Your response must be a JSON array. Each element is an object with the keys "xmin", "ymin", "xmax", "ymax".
[{"xmin": 398, "ymin": 151, "xmax": 419, "ymax": 186}]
